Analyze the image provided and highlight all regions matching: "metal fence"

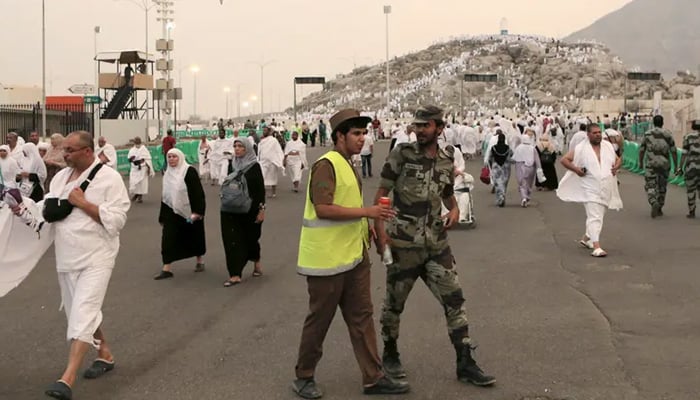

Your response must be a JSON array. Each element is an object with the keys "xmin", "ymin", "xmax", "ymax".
[{"xmin": 0, "ymin": 103, "xmax": 95, "ymax": 143}]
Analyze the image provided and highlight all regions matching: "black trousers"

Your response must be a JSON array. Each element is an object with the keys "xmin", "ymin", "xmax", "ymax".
[{"xmin": 220, "ymin": 212, "xmax": 262, "ymax": 278}]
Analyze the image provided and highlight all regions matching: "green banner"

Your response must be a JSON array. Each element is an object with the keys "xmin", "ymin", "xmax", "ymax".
[{"xmin": 622, "ymin": 141, "xmax": 685, "ymax": 187}]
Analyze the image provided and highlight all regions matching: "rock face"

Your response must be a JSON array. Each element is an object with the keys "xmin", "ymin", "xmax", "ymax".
[
  {"xmin": 565, "ymin": 0, "xmax": 700, "ymax": 77},
  {"xmin": 296, "ymin": 35, "xmax": 697, "ymax": 115}
]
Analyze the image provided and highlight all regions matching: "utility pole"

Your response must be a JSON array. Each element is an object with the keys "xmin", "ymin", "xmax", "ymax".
[
  {"xmin": 384, "ymin": 5, "xmax": 391, "ymax": 116},
  {"xmin": 41, "ymin": 0, "xmax": 47, "ymax": 138}
]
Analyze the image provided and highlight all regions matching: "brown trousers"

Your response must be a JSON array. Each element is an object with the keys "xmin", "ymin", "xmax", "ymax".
[{"xmin": 295, "ymin": 252, "xmax": 383, "ymax": 385}]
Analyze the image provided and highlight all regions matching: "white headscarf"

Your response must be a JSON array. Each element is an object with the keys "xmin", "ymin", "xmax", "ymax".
[
  {"xmin": 512, "ymin": 135, "xmax": 537, "ymax": 166},
  {"xmin": 20, "ymin": 142, "xmax": 48, "ymax": 184},
  {"xmin": 162, "ymin": 148, "xmax": 191, "ymax": 219},
  {"xmin": 0, "ymin": 144, "xmax": 20, "ymax": 187}
]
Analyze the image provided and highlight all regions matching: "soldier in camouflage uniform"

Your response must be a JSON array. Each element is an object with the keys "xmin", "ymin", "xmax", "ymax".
[
  {"xmin": 638, "ymin": 115, "xmax": 678, "ymax": 218},
  {"xmin": 373, "ymin": 105, "xmax": 495, "ymax": 387},
  {"xmin": 677, "ymin": 120, "xmax": 700, "ymax": 218}
]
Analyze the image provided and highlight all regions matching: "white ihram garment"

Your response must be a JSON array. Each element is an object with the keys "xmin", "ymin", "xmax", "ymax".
[
  {"xmin": 557, "ymin": 140, "xmax": 622, "ymax": 243},
  {"xmin": 0, "ymin": 198, "xmax": 53, "ymax": 297},
  {"xmin": 258, "ymin": 136, "xmax": 284, "ymax": 186},
  {"xmin": 1, "ymin": 159, "xmax": 129, "ymax": 345},
  {"xmin": 284, "ymin": 139, "xmax": 307, "ymax": 183},
  {"xmin": 128, "ymin": 145, "xmax": 154, "ymax": 195},
  {"xmin": 51, "ymin": 159, "xmax": 130, "ymax": 345},
  {"xmin": 198, "ymin": 140, "xmax": 211, "ymax": 178},
  {"xmin": 208, "ymin": 138, "xmax": 230, "ymax": 182},
  {"xmin": 95, "ymin": 143, "xmax": 118, "ymax": 169}
]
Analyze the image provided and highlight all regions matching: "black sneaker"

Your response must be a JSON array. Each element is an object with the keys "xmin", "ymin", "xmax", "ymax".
[
  {"xmin": 292, "ymin": 378, "xmax": 323, "ymax": 399},
  {"xmin": 363, "ymin": 376, "xmax": 410, "ymax": 395}
]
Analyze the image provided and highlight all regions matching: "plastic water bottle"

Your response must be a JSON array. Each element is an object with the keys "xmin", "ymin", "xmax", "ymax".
[
  {"xmin": 382, "ymin": 246, "xmax": 394, "ymax": 265},
  {"xmin": 378, "ymin": 196, "xmax": 393, "ymax": 265}
]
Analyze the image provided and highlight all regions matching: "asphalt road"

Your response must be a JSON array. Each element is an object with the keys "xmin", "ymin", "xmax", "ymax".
[{"xmin": 1, "ymin": 141, "xmax": 699, "ymax": 400}]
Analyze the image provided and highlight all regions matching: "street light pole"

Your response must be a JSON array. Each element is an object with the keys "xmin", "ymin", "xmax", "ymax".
[
  {"xmin": 384, "ymin": 5, "xmax": 391, "ymax": 116},
  {"xmin": 191, "ymin": 66, "xmax": 199, "ymax": 118},
  {"xmin": 94, "ymin": 26, "xmax": 101, "ymax": 136},
  {"xmin": 41, "ymin": 0, "xmax": 47, "ymax": 138},
  {"xmin": 237, "ymin": 84, "xmax": 242, "ymax": 118},
  {"xmin": 249, "ymin": 57, "xmax": 275, "ymax": 117},
  {"xmin": 223, "ymin": 87, "xmax": 231, "ymax": 119}
]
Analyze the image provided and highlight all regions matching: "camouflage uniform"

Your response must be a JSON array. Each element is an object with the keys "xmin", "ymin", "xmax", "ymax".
[
  {"xmin": 639, "ymin": 127, "xmax": 676, "ymax": 208},
  {"xmin": 681, "ymin": 130, "xmax": 700, "ymax": 213},
  {"xmin": 379, "ymin": 141, "xmax": 471, "ymax": 346}
]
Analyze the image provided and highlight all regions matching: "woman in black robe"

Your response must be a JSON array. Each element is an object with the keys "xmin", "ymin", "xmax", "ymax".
[
  {"xmin": 535, "ymin": 134, "xmax": 559, "ymax": 191},
  {"xmin": 221, "ymin": 137, "xmax": 266, "ymax": 286},
  {"xmin": 154, "ymin": 148, "xmax": 206, "ymax": 280}
]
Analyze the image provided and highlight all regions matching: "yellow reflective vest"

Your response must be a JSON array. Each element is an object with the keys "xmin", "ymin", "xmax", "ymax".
[{"xmin": 297, "ymin": 150, "xmax": 368, "ymax": 276}]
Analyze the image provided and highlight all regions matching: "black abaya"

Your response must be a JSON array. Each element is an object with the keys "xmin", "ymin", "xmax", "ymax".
[
  {"xmin": 220, "ymin": 161, "xmax": 265, "ymax": 278},
  {"xmin": 535, "ymin": 148, "xmax": 559, "ymax": 190},
  {"xmin": 160, "ymin": 167, "xmax": 207, "ymax": 264}
]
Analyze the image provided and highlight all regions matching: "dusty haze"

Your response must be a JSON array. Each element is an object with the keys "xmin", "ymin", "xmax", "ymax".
[{"xmin": 1, "ymin": 0, "xmax": 632, "ymax": 118}]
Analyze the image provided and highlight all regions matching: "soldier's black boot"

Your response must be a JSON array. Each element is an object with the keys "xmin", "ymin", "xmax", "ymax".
[
  {"xmin": 455, "ymin": 344, "xmax": 496, "ymax": 387},
  {"xmin": 687, "ymin": 210, "xmax": 696, "ymax": 219},
  {"xmin": 382, "ymin": 340, "xmax": 407, "ymax": 379}
]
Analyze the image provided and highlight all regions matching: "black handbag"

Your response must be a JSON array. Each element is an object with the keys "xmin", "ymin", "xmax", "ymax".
[{"xmin": 43, "ymin": 163, "xmax": 103, "ymax": 223}]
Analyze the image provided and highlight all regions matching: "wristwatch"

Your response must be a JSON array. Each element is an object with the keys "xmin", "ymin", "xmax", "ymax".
[{"xmin": 259, "ymin": 203, "xmax": 266, "ymax": 211}]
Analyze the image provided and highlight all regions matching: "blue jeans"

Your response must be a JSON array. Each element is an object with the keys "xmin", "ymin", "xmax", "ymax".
[{"xmin": 361, "ymin": 155, "xmax": 372, "ymax": 177}]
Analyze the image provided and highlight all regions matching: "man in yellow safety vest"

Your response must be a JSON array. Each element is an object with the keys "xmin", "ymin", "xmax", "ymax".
[{"xmin": 292, "ymin": 109, "xmax": 409, "ymax": 399}]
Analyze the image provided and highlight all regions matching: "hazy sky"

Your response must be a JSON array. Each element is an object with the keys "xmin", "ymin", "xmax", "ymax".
[{"xmin": 1, "ymin": 0, "xmax": 633, "ymax": 119}]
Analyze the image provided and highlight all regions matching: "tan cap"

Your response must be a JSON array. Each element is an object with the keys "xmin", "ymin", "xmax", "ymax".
[{"xmin": 330, "ymin": 109, "xmax": 371, "ymax": 132}]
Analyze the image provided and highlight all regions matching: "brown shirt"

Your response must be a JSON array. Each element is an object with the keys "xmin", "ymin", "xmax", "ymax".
[{"xmin": 309, "ymin": 156, "xmax": 362, "ymax": 205}]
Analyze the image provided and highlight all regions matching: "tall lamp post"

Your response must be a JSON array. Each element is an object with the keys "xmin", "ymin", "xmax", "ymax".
[
  {"xmin": 236, "ymin": 84, "xmax": 243, "ymax": 118},
  {"xmin": 223, "ymin": 86, "xmax": 231, "ymax": 119},
  {"xmin": 190, "ymin": 65, "xmax": 200, "ymax": 118},
  {"xmin": 250, "ymin": 95, "xmax": 258, "ymax": 116},
  {"xmin": 384, "ymin": 5, "xmax": 391, "ymax": 116},
  {"xmin": 249, "ymin": 57, "xmax": 275, "ymax": 117},
  {"xmin": 94, "ymin": 25, "xmax": 101, "ymax": 136},
  {"xmin": 41, "ymin": 0, "xmax": 46, "ymax": 138}
]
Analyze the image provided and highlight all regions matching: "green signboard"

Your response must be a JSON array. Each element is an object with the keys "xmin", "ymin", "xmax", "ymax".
[{"xmin": 83, "ymin": 96, "xmax": 102, "ymax": 104}]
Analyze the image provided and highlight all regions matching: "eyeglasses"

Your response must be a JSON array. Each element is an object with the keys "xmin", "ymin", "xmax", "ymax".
[{"xmin": 63, "ymin": 146, "xmax": 88, "ymax": 154}]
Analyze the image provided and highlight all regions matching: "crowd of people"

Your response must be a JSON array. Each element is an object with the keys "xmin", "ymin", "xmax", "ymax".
[{"xmin": 1, "ymin": 100, "xmax": 699, "ymax": 400}]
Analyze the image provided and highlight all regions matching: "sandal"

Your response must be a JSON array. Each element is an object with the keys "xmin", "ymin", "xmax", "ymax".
[
  {"xmin": 223, "ymin": 279, "xmax": 241, "ymax": 287},
  {"xmin": 45, "ymin": 380, "xmax": 72, "ymax": 400},
  {"xmin": 579, "ymin": 239, "xmax": 594, "ymax": 249},
  {"xmin": 252, "ymin": 270, "xmax": 263, "ymax": 277},
  {"xmin": 83, "ymin": 358, "xmax": 115, "ymax": 379},
  {"xmin": 591, "ymin": 248, "xmax": 608, "ymax": 257},
  {"xmin": 194, "ymin": 263, "xmax": 205, "ymax": 272}
]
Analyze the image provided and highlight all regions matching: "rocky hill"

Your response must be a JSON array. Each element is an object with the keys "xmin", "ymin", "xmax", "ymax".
[
  {"xmin": 296, "ymin": 35, "xmax": 697, "ymax": 116},
  {"xmin": 565, "ymin": 0, "xmax": 700, "ymax": 77}
]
